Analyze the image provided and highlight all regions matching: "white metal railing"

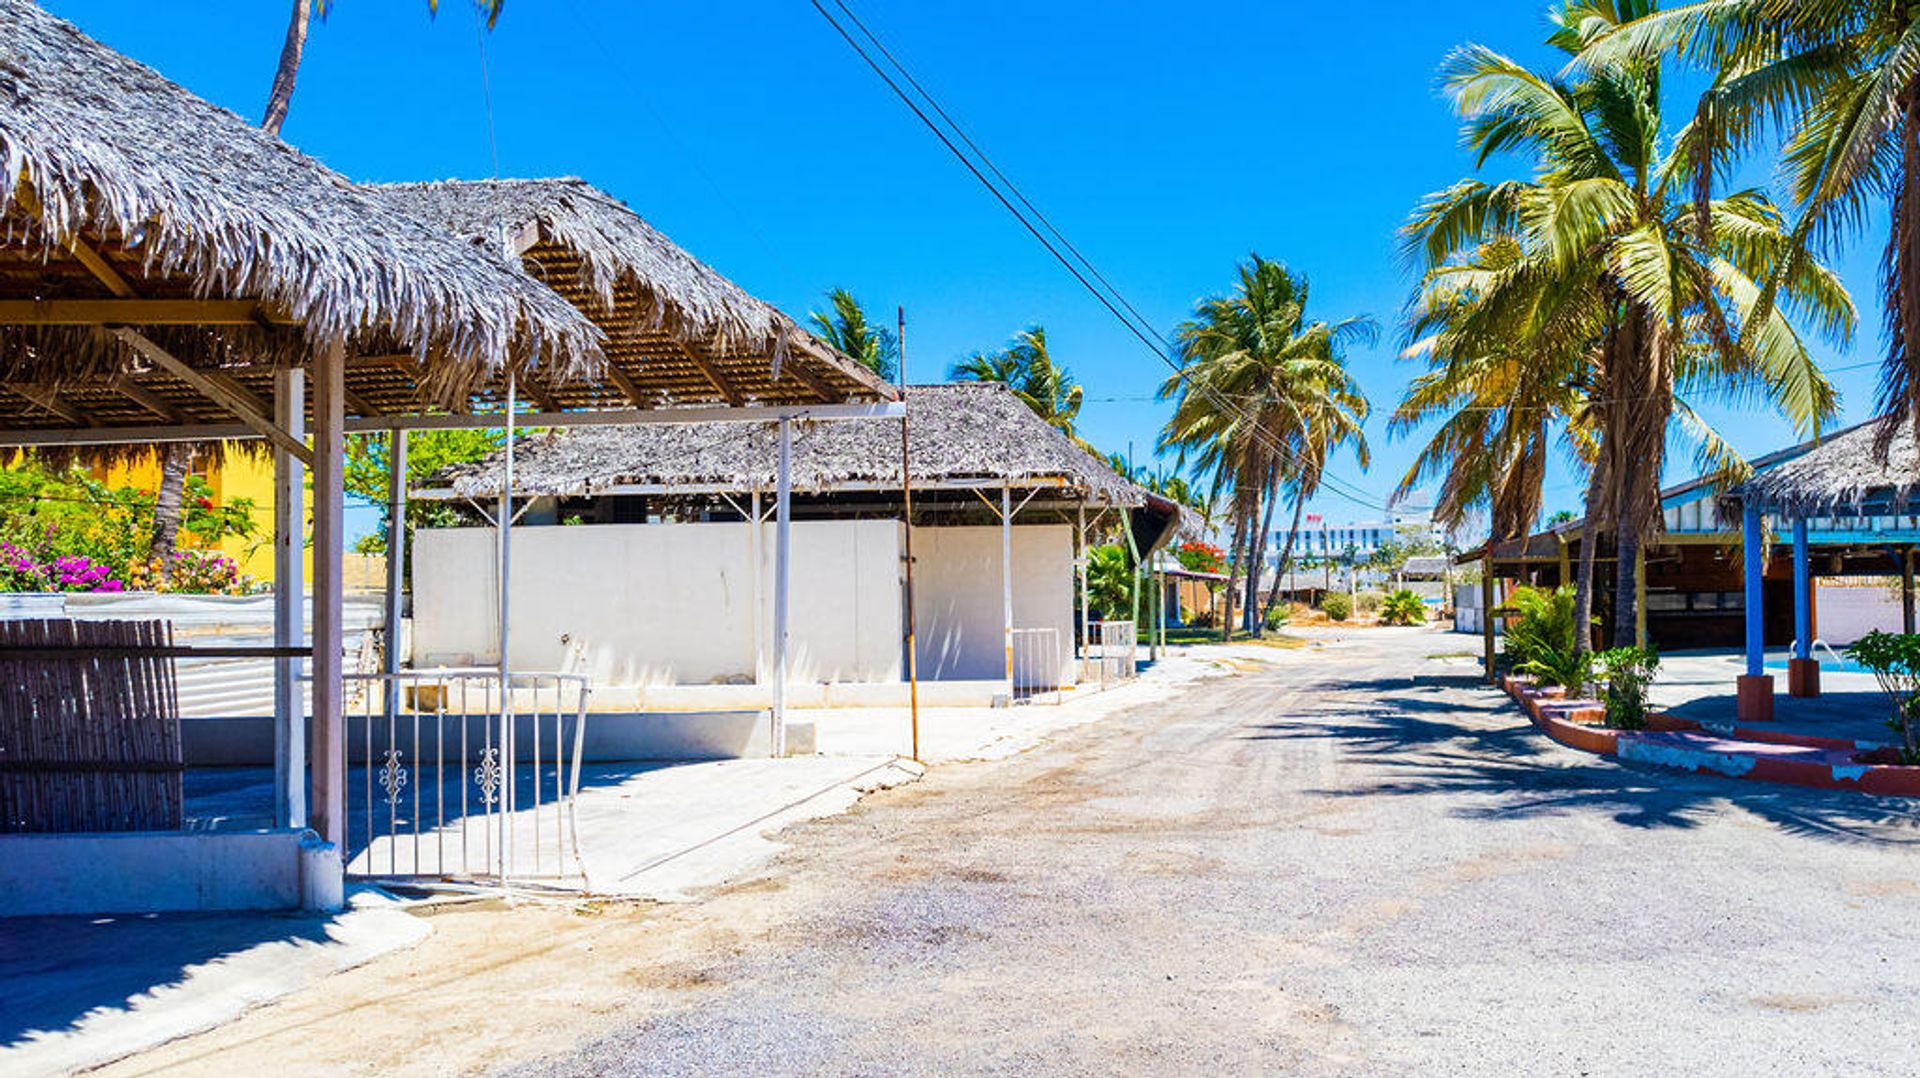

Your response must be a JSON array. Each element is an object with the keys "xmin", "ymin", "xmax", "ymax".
[
  {"xmin": 1083, "ymin": 620, "xmax": 1138, "ymax": 689},
  {"xmin": 341, "ymin": 669, "xmax": 590, "ymax": 885},
  {"xmin": 1011, "ymin": 627, "xmax": 1064, "ymax": 705}
]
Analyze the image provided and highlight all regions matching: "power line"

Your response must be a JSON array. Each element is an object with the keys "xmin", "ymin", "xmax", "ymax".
[{"xmin": 807, "ymin": 0, "xmax": 1393, "ymax": 513}]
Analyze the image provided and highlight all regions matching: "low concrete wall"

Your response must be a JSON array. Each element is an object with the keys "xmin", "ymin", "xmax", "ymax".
[
  {"xmin": 1813, "ymin": 579, "xmax": 1903, "ymax": 646},
  {"xmin": 0, "ymin": 830, "xmax": 339, "ymax": 916},
  {"xmin": 181, "ymin": 710, "xmax": 777, "ymax": 766}
]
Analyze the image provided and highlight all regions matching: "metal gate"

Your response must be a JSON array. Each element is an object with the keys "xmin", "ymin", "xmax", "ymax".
[
  {"xmin": 1011, "ymin": 626, "xmax": 1064, "ymax": 704},
  {"xmin": 1083, "ymin": 620, "xmax": 1138, "ymax": 688},
  {"xmin": 341, "ymin": 669, "xmax": 589, "ymax": 885}
]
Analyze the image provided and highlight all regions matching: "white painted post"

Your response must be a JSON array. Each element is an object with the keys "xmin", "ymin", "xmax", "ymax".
[
  {"xmin": 497, "ymin": 374, "xmax": 516, "ymax": 878},
  {"xmin": 383, "ymin": 429, "xmax": 407, "ymax": 705},
  {"xmin": 1077, "ymin": 503, "xmax": 1089, "ymax": 680},
  {"xmin": 750, "ymin": 486, "xmax": 764, "ymax": 684},
  {"xmin": 309, "ymin": 343, "xmax": 346, "ymax": 851},
  {"xmin": 773, "ymin": 418, "xmax": 792, "ymax": 754},
  {"xmin": 272, "ymin": 368, "xmax": 305, "ymax": 830},
  {"xmin": 1001, "ymin": 481, "xmax": 1015, "ymax": 696}
]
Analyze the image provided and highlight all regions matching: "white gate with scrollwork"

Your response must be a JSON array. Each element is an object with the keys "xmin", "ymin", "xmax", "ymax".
[{"xmin": 341, "ymin": 669, "xmax": 589, "ymax": 885}]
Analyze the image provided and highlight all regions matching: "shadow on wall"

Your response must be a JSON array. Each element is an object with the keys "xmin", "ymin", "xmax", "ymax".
[
  {"xmin": 0, "ymin": 910, "xmax": 332, "ymax": 1053},
  {"xmin": 1243, "ymin": 674, "xmax": 1920, "ymax": 845}
]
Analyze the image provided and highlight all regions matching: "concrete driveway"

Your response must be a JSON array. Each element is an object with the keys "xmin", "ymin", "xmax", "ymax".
[{"xmin": 102, "ymin": 628, "xmax": 1920, "ymax": 1076}]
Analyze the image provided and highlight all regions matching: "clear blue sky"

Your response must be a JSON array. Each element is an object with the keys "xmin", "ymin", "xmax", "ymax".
[{"xmin": 49, "ymin": 1, "xmax": 1891, "ymax": 540}]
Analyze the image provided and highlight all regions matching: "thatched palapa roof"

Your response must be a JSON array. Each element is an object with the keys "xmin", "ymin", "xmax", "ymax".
[
  {"xmin": 0, "ymin": 0, "xmax": 603, "ymax": 421},
  {"xmin": 1742, "ymin": 415, "xmax": 1920, "ymax": 517},
  {"xmin": 427, "ymin": 382, "xmax": 1151, "ymax": 506},
  {"xmin": 366, "ymin": 178, "xmax": 895, "ymax": 409}
]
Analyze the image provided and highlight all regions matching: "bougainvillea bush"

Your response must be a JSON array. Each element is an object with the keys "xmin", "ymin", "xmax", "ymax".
[
  {"xmin": 0, "ymin": 542, "xmax": 125, "ymax": 592},
  {"xmin": 1174, "ymin": 540, "xmax": 1226, "ymax": 576},
  {"xmin": 124, "ymin": 550, "xmax": 258, "ymax": 596}
]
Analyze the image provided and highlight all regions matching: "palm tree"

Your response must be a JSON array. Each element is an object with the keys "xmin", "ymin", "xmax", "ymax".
[
  {"xmin": 264, "ymin": 1, "xmax": 504, "ymax": 135},
  {"xmin": 951, "ymin": 327, "xmax": 1085, "ymax": 442},
  {"xmin": 1582, "ymin": 2, "xmax": 1920, "ymax": 448},
  {"xmin": 809, "ymin": 288, "xmax": 898, "ymax": 381},
  {"xmin": 1404, "ymin": 2, "xmax": 1852, "ymax": 646},
  {"xmin": 1158, "ymin": 256, "xmax": 1374, "ymax": 637}
]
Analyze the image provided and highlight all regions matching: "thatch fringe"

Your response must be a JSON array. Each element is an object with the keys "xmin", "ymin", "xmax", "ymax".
[
  {"xmin": 1743, "ymin": 414, "xmax": 1920, "ymax": 517},
  {"xmin": 434, "ymin": 382, "xmax": 1151, "ymax": 506},
  {"xmin": 0, "ymin": 0, "xmax": 603, "ymax": 381}
]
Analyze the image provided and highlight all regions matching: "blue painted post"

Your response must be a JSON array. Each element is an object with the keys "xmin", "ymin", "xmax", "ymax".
[
  {"xmin": 1744, "ymin": 504, "xmax": 1765, "ymax": 679},
  {"xmin": 1792, "ymin": 518, "xmax": 1811, "ymax": 660}
]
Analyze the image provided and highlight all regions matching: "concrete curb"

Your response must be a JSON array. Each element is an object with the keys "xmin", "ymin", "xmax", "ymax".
[{"xmin": 1501, "ymin": 676, "xmax": 1920, "ymax": 797}]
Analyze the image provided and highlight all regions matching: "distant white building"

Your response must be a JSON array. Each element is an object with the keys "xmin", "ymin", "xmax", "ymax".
[{"xmin": 1268, "ymin": 509, "xmax": 1444, "ymax": 569}]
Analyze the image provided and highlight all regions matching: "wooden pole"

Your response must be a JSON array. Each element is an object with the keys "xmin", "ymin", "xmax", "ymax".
[
  {"xmin": 773, "ymin": 417, "xmax": 792, "ymax": 754},
  {"xmin": 309, "ymin": 342, "xmax": 346, "ymax": 850},
  {"xmin": 272, "ymin": 368, "xmax": 305, "ymax": 830},
  {"xmin": 1905, "ymin": 547, "xmax": 1916, "ymax": 635},
  {"xmin": 898, "ymin": 308, "xmax": 920, "ymax": 761},
  {"xmin": 1001, "ymin": 481, "xmax": 1015, "ymax": 697},
  {"xmin": 1481, "ymin": 556, "xmax": 1496, "ymax": 683},
  {"xmin": 383, "ymin": 429, "xmax": 408, "ymax": 699}
]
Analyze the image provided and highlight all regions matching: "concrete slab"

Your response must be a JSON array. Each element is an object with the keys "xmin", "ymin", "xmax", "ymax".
[
  {"xmin": 570, "ymin": 756, "xmax": 924, "ymax": 901},
  {"xmin": 0, "ymin": 889, "xmax": 426, "ymax": 1076},
  {"xmin": 1654, "ymin": 649, "xmax": 1899, "ymax": 747}
]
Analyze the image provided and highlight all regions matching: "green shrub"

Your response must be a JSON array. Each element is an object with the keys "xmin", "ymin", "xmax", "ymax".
[
  {"xmin": 1595, "ymin": 646, "xmax": 1659, "ymax": 730},
  {"xmin": 1846, "ymin": 631, "xmax": 1920, "ymax": 762},
  {"xmin": 1356, "ymin": 590, "xmax": 1384, "ymax": 613},
  {"xmin": 1263, "ymin": 603, "xmax": 1289, "ymax": 630},
  {"xmin": 1503, "ymin": 585, "xmax": 1593, "ymax": 692},
  {"xmin": 1320, "ymin": 592, "xmax": 1352, "ymax": 622},
  {"xmin": 1379, "ymin": 589, "xmax": 1427, "ymax": 626}
]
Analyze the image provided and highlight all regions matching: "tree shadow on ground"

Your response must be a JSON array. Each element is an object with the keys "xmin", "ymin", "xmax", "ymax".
[{"xmin": 1243, "ymin": 675, "xmax": 1920, "ymax": 846}]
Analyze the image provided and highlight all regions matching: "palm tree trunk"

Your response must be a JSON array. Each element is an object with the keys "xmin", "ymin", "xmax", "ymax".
[
  {"xmin": 262, "ymin": 0, "xmax": 311, "ymax": 136},
  {"xmin": 149, "ymin": 443, "xmax": 192, "ymax": 581},
  {"xmin": 1261, "ymin": 496, "xmax": 1306, "ymax": 629},
  {"xmin": 1245, "ymin": 486, "xmax": 1278, "ymax": 637},
  {"xmin": 1572, "ymin": 460, "xmax": 1606, "ymax": 658}
]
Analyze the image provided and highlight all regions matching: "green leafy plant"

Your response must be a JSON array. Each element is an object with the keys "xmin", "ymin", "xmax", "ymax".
[
  {"xmin": 1379, "ymin": 589, "xmax": 1427, "ymax": 626},
  {"xmin": 1085, "ymin": 544, "xmax": 1135, "ymax": 620},
  {"xmin": 1263, "ymin": 603, "xmax": 1289, "ymax": 630},
  {"xmin": 1503, "ymin": 585, "xmax": 1594, "ymax": 691},
  {"xmin": 1594, "ymin": 646, "xmax": 1660, "ymax": 731},
  {"xmin": 1845, "ymin": 632, "xmax": 1920, "ymax": 763},
  {"xmin": 1320, "ymin": 592, "xmax": 1352, "ymax": 622}
]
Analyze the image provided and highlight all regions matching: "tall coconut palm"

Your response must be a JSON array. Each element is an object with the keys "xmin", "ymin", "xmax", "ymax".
[
  {"xmin": 1406, "ymin": 2, "xmax": 1852, "ymax": 646},
  {"xmin": 263, "ymin": 1, "xmax": 504, "ymax": 135},
  {"xmin": 1158, "ymin": 256, "xmax": 1374, "ymax": 636},
  {"xmin": 1581, "ymin": 2, "xmax": 1920, "ymax": 450},
  {"xmin": 809, "ymin": 288, "xmax": 898, "ymax": 381},
  {"xmin": 950, "ymin": 327, "xmax": 1085, "ymax": 442}
]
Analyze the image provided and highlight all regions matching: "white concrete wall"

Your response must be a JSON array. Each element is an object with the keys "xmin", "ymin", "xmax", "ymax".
[
  {"xmin": 1814, "ymin": 579, "xmax": 1904, "ymax": 645},
  {"xmin": 413, "ymin": 521, "xmax": 905, "ymax": 687},
  {"xmin": 912, "ymin": 524, "xmax": 1076, "ymax": 686}
]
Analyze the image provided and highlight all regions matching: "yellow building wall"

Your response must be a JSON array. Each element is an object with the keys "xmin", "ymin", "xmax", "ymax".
[{"xmin": 100, "ymin": 452, "xmax": 289, "ymax": 583}]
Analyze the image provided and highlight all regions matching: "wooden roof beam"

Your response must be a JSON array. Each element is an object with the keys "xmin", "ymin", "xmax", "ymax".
[
  {"xmin": 602, "ymin": 361, "xmax": 658, "ymax": 409},
  {"xmin": 0, "ymin": 299, "xmax": 296, "ymax": 326},
  {"xmin": 107, "ymin": 375, "xmax": 183, "ymax": 423},
  {"xmin": 10, "ymin": 384, "xmax": 91, "ymax": 427},
  {"xmin": 783, "ymin": 358, "xmax": 846, "ymax": 404},
  {"xmin": 673, "ymin": 340, "xmax": 743, "ymax": 407},
  {"xmin": 113, "ymin": 329, "xmax": 312, "ymax": 466}
]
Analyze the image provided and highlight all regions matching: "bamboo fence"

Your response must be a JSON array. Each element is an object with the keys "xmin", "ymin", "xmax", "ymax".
[{"xmin": 0, "ymin": 618, "xmax": 183, "ymax": 833}]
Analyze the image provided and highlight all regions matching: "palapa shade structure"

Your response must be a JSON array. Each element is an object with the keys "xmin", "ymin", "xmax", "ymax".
[
  {"xmin": 429, "ymin": 382, "xmax": 1148, "ymax": 509},
  {"xmin": 367, "ymin": 179, "xmax": 895, "ymax": 413},
  {"xmin": 0, "ymin": 0, "xmax": 605, "ymax": 437},
  {"xmin": 1741, "ymin": 415, "xmax": 1920, "ymax": 518},
  {"xmin": 0, "ymin": 0, "xmax": 897, "ymax": 889}
]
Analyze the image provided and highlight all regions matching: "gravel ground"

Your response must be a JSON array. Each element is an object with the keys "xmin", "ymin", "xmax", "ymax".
[{"xmin": 106, "ymin": 630, "xmax": 1920, "ymax": 1076}]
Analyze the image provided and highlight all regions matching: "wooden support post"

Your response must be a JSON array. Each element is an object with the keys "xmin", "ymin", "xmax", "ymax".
[
  {"xmin": 1481, "ymin": 558, "xmax": 1496, "ymax": 683},
  {"xmin": 1077, "ymin": 504, "xmax": 1090, "ymax": 678},
  {"xmin": 383, "ymin": 429, "xmax": 408, "ymax": 693},
  {"xmin": 272, "ymin": 369, "xmax": 305, "ymax": 830},
  {"xmin": 1905, "ymin": 548, "xmax": 1916, "ymax": 635},
  {"xmin": 772, "ymin": 418, "xmax": 792, "ymax": 754},
  {"xmin": 309, "ymin": 342, "xmax": 347, "ymax": 850},
  {"xmin": 1001, "ymin": 481, "xmax": 1015, "ymax": 697}
]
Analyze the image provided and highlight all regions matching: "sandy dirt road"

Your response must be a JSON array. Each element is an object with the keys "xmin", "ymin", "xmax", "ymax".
[{"xmin": 102, "ymin": 630, "xmax": 1920, "ymax": 1076}]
